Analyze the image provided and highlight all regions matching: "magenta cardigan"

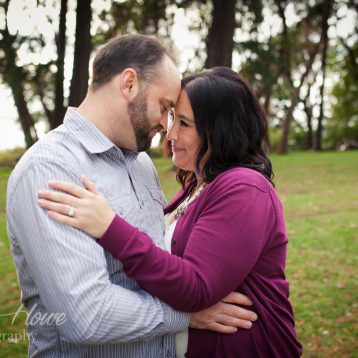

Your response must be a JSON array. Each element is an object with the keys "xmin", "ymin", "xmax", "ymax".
[{"xmin": 99, "ymin": 167, "xmax": 302, "ymax": 357}]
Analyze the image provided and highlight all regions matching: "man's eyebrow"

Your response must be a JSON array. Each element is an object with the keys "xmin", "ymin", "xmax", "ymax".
[{"xmin": 162, "ymin": 98, "xmax": 175, "ymax": 107}]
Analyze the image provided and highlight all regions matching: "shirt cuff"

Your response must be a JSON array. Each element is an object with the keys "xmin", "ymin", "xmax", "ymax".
[{"xmin": 162, "ymin": 303, "xmax": 190, "ymax": 333}]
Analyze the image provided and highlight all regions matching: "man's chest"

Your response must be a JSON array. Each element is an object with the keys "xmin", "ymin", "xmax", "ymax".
[{"xmin": 80, "ymin": 156, "xmax": 167, "ymax": 286}]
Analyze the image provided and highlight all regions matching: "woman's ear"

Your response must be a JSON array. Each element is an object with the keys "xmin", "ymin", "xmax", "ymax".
[{"xmin": 120, "ymin": 68, "xmax": 139, "ymax": 99}]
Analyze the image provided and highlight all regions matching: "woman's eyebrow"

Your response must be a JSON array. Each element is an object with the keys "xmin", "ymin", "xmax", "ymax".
[{"xmin": 177, "ymin": 114, "xmax": 194, "ymax": 123}]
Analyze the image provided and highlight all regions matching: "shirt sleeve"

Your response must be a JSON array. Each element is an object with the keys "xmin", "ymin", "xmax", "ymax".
[
  {"xmin": 7, "ymin": 159, "xmax": 189, "ymax": 344},
  {"xmin": 99, "ymin": 181, "xmax": 273, "ymax": 312}
]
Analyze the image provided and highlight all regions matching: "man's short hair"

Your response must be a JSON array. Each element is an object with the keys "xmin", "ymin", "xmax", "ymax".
[{"xmin": 91, "ymin": 34, "xmax": 174, "ymax": 90}]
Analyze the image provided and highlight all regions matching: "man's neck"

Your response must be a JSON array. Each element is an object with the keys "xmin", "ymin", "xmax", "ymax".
[{"xmin": 77, "ymin": 93, "xmax": 137, "ymax": 151}]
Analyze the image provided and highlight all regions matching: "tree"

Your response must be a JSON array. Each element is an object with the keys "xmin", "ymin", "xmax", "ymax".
[
  {"xmin": 276, "ymin": 41, "xmax": 319, "ymax": 154},
  {"xmin": 301, "ymin": 73, "xmax": 317, "ymax": 150},
  {"xmin": 238, "ymin": 36, "xmax": 281, "ymax": 148},
  {"xmin": 326, "ymin": 39, "xmax": 358, "ymax": 148},
  {"xmin": 276, "ymin": 1, "xmax": 330, "ymax": 154},
  {"xmin": 204, "ymin": 0, "xmax": 236, "ymax": 68},
  {"xmin": 1, "ymin": 0, "xmax": 354, "ymax": 152},
  {"xmin": 68, "ymin": 0, "xmax": 92, "ymax": 107},
  {"xmin": 0, "ymin": 0, "xmax": 93, "ymax": 148},
  {"xmin": 0, "ymin": 0, "xmax": 38, "ymax": 148},
  {"xmin": 315, "ymin": 0, "xmax": 333, "ymax": 151},
  {"xmin": 52, "ymin": 0, "xmax": 68, "ymax": 129}
]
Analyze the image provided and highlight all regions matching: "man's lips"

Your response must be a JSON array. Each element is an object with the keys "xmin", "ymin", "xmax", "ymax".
[
  {"xmin": 149, "ymin": 127, "xmax": 162, "ymax": 136},
  {"xmin": 149, "ymin": 129, "xmax": 159, "ymax": 135}
]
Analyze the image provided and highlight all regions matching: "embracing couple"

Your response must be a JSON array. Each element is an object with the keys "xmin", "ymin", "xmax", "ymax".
[{"xmin": 7, "ymin": 34, "xmax": 302, "ymax": 357}]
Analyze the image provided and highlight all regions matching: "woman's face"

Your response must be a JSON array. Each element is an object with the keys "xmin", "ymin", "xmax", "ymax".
[{"xmin": 166, "ymin": 89, "xmax": 201, "ymax": 173}]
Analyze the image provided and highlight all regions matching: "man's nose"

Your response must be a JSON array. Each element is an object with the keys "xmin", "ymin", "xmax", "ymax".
[
  {"xmin": 160, "ymin": 114, "xmax": 168, "ymax": 132},
  {"xmin": 166, "ymin": 121, "xmax": 177, "ymax": 141}
]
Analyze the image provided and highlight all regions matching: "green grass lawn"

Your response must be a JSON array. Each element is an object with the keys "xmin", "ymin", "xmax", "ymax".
[{"xmin": 1, "ymin": 151, "xmax": 357, "ymax": 357}]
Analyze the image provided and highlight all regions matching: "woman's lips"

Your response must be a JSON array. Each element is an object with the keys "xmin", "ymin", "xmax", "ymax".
[{"xmin": 172, "ymin": 145, "xmax": 184, "ymax": 153}]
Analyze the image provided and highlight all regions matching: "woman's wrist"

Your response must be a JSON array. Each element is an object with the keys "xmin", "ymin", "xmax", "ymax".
[{"xmin": 98, "ymin": 214, "xmax": 138, "ymax": 257}]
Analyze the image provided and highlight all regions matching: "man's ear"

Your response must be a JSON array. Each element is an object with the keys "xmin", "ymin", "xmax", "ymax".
[{"xmin": 120, "ymin": 68, "xmax": 139, "ymax": 99}]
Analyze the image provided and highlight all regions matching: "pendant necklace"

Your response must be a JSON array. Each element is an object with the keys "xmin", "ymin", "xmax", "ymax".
[{"xmin": 174, "ymin": 182, "xmax": 207, "ymax": 220}]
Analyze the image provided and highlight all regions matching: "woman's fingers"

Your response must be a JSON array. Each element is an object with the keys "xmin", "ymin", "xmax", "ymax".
[
  {"xmin": 47, "ymin": 210, "xmax": 79, "ymax": 229},
  {"xmin": 38, "ymin": 198, "xmax": 75, "ymax": 217},
  {"xmin": 38, "ymin": 176, "xmax": 113, "ymax": 238},
  {"xmin": 81, "ymin": 175, "xmax": 100, "ymax": 195},
  {"xmin": 48, "ymin": 180, "xmax": 90, "ymax": 198},
  {"xmin": 38, "ymin": 189, "xmax": 79, "ymax": 206}
]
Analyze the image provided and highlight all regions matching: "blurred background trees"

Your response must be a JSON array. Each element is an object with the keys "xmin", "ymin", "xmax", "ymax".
[{"xmin": 0, "ymin": 0, "xmax": 357, "ymax": 153}]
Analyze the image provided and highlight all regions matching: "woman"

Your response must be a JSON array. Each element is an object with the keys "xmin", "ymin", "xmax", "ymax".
[{"xmin": 38, "ymin": 67, "xmax": 302, "ymax": 357}]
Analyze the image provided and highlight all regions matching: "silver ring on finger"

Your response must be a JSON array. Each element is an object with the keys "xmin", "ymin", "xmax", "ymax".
[{"xmin": 67, "ymin": 205, "xmax": 75, "ymax": 217}]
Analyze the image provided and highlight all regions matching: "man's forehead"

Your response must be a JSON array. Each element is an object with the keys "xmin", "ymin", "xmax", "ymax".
[
  {"xmin": 151, "ymin": 63, "xmax": 181, "ymax": 103},
  {"xmin": 156, "ymin": 56, "xmax": 180, "ymax": 82}
]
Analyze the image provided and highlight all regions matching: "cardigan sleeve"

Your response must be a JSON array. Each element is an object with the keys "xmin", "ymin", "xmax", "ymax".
[{"xmin": 99, "ymin": 181, "xmax": 272, "ymax": 312}]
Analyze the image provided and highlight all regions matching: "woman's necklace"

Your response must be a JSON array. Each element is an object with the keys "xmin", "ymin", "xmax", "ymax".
[{"xmin": 173, "ymin": 182, "xmax": 207, "ymax": 220}]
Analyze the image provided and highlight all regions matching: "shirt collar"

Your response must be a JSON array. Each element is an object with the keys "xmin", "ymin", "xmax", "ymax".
[{"xmin": 63, "ymin": 107, "xmax": 139, "ymax": 161}]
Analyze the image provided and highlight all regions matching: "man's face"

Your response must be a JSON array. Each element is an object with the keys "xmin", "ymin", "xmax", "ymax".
[
  {"xmin": 127, "ymin": 56, "xmax": 181, "ymax": 152},
  {"xmin": 127, "ymin": 88, "xmax": 158, "ymax": 152}
]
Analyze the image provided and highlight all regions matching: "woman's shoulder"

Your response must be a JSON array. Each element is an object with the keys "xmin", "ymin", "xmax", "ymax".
[{"xmin": 210, "ymin": 167, "xmax": 272, "ymax": 193}]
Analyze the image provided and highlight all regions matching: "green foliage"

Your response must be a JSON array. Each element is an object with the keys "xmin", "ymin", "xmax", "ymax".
[
  {"xmin": 238, "ymin": 0, "xmax": 325, "ymax": 149},
  {"xmin": 96, "ymin": 0, "xmax": 174, "ymax": 41},
  {"xmin": 0, "ymin": 148, "xmax": 25, "ymax": 169},
  {"xmin": 238, "ymin": 38, "xmax": 280, "ymax": 93},
  {"xmin": 0, "ymin": 168, "xmax": 29, "ymax": 356},
  {"xmin": 326, "ymin": 41, "xmax": 358, "ymax": 148},
  {"xmin": 2, "ymin": 0, "xmax": 357, "ymax": 152}
]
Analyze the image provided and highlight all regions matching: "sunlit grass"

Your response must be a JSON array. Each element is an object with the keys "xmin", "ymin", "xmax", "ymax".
[
  {"xmin": 155, "ymin": 151, "xmax": 358, "ymax": 357},
  {"xmin": 1, "ymin": 151, "xmax": 357, "ymax": 356}
]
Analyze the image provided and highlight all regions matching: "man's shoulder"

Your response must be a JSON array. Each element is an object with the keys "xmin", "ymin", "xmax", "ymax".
[
  {"xmin": 7, "ymin": 127, "xmax": 79, "ymax": 193},
  {"xmin": 132, "ymin": 152, "xmax": 161, "ymax": 189},
  {"xmin": 136, "ymin": 152, "xmax": 155, "ymax": 170}
]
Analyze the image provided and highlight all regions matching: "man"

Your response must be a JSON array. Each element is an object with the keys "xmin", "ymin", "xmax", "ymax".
[{"xmin": 7, "ymin": 34, "xmax": 256, "ymax": 357}]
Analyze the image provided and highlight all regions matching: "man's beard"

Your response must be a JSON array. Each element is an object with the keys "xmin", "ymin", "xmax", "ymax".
[{"xmin": 127, "ymin": 90, "xmax": 158, "ymax": 152}]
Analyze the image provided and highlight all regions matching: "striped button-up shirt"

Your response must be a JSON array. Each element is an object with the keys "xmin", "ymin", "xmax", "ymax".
[{"xmin": 6, "ymin": 107, "xmax": 189, "ymax": 357}]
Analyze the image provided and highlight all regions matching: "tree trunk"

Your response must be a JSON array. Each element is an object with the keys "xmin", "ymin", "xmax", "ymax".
[
  {"xmin": 275, "ymin": 0, "xmax": 293, "ymax": 87},
  {"xmin": 68, "ymin": 0, "xmax": 92, "ymax": 107},
  {"xmin": 277, "ymin": 44, "xmax": 319, "ymax": 154},
  {"xmin": 263, "ymin": 91, "xmax": 271, "ymax": 149},
  {"xmin": 51, "ymin": 0, "xmax": 68, "ymax": 129},
  {"xmin": 304, "ymin": 98, "xmax": 313, "ymax": 150},
  {"xmin": 204, "ymin": 0, "xmax": 236, "ymax": 68},
  {"xmin": 315, "ymin": 0, "xmax": 332, "ymax": 151},
  {"xmin": 301, "ymin": 74, "xmax": 316, "ymax": 150},
  {"xmin": 338, "ymin": 36, "xmax": 358, "ymax": 82},
  {"xmin": 11, "ymin": 82, "xmax": 38, "ymax": 148}
]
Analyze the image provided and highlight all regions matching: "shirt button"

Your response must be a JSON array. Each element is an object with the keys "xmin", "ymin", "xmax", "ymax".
[{"xmin": 171, "ymin": 238, "xmax": 176, "ymax": 246}]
